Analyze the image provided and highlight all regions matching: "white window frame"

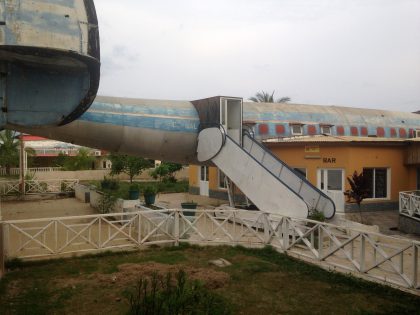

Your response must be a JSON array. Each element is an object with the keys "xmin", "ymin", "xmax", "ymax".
[
  {"xmin": 362, "ymin": 168, "xmax": 391, "ymax": 200},
  {"xmin": 218, "ymin": 169, "xmax": 227, "ymax": 190},
  {"xmin": 317, "ymin": 168, "xmax": 345, "ymax": 192},
  {"xmin": 291, "ymin": 124, "xmax": 303, "ymax": 136},
  {"xmin": 320, "ymin": 125, "xmax": 332, "ymax": 135}
]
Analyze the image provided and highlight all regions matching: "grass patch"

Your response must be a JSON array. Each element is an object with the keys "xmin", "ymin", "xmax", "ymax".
[{"xmin": 0, "ymin": 246, "xmax": 419, "ymax": 315}]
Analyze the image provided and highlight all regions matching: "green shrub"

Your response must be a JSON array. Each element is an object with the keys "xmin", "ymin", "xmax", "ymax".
[
  {"xmin": 101, "ymin": 177, "xmax": 119, "ymax": 191},
  {"xmin": 129, "ymin": 183, "xmax": 140, "ymax": 191},
  {"xmin": 97, "ymin": 192, "xmax": 117, "ymax": 214},
  {"xmin": 127, "ymin": 270, "xmax": 231, "ymax": 315},
  {"xmin": 143, "ymin": 184, "xmax": 158, "ymax": 197},
  {"xmin": 308, "ymin": 210, "xmax": 326, "ymax": 222}
]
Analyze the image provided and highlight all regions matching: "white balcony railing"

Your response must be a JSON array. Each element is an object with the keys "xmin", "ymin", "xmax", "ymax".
[
  {"xmin": 400, "ymin": 191, "xmax": 420, "ymax": 220},
  {"xmin": 0, "ymin": 167, "xmax": 63, "ymax": 176},
  {"xmin": 1, "ymin": 209, "xmax": 419, "ymax": 291}
]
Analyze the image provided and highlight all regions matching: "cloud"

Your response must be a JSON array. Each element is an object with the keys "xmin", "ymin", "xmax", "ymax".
[{"xmin": 94, "ymin": 0, "xmax": 420, "ymax": 112}]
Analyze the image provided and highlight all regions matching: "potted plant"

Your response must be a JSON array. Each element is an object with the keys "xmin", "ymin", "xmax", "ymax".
[
  {"xmin": 143, "ymin": 184, "xmax": 158, "ymax": 205},
  {"xmin": 181, "ymin": 201, "xmax": 198, "ymax": 216},
  {"xmin": 128, "ymin": 183, "xmax": 140, "ymax": 200}
]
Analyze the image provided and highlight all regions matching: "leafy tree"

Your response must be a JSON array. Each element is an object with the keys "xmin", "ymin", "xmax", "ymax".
[
  {"xmin": 249, "ymin": 91, "xmax": 291, "ymax": 103},
  {"xmin": 344, "ymin": 171, "xmax": 370, "ymax": 224},
  {"xmin": 109, "ymin": 153, "xmax": 154, "ymax": 183},
  {"xmin": 150, "ymin": 162, "xmax": 183, "ymax": 183},
  {"xmin": 63, "ymin": 148, "xmax": 95, "ymax": 171}
]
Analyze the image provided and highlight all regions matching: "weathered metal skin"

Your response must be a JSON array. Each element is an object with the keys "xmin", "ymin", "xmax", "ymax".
[
  {"xmin": 0, "ymin": 0, "xmax": 100, "ymax": 128},
  {"xmin": 13, "ymin": 96, "xmax": 420, "ymax": 165},
  {"xmin": 14, "ymin": 96, "xmax": 201, "ymax": 164},
  {"xmin": 245, "ymin": 102, "xmax": 420, "ymax": 139}
]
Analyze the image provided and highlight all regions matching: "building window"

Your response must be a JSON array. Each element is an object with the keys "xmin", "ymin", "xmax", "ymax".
[
  {"xmin": 363, "ymin": 168, "xmax": 388, "ymax": 199},
  {"xmin": 258, "ymin": 124, "xmax": 269, "ymax": 135},
  {"xmin": 361, "ymin": 127, "xmax": 368, "ymax": 136},
  {"xmin": 390, "ymin": 128, "xmax": 397, "ymax": 138},
  {"xmin": 350, "ymin": 126, "xmax": 359, "ymax": 136},
  {"xmin": 294, "ymin": 168, "xmax": 307, "ymax": 178},
  {"xmin": 218, "ymin": 169, "xmax": 227, "ymax": 189},
  {"xmin": 291, "ymin": 124, "xmax": 303, "ymax": 136},
  {"xmin": 320, "ymin": 125, "xmax": 332, "ymax": 135},
  {"xmin": 276, "ymin": 124, "xmax": 285, "ymax": 135},
  {"xmin": 307, "ymin": 125, "xmax": 317, "ymax": 135},
  {"xmin": 200, "ymin": 166, "xmax": 209, "ymax": 182},
  {"xmin": 320, "ymin": 169, "xmax": 343, "ymax": 191}
]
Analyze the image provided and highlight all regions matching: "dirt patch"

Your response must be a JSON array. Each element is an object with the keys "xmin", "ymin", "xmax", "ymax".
[
  {"xmin": 52, "ymin": 262, "xmax": 230, "ymax": 294},
  {"xmin": 53, "ymin": 277, "xmax": 85, "ymax": 290},
  {"xmin": 95, "ymin": 263, "xmax": 230, "ymax": 290},
  {"xmin": 3, "ymin": 279, "xmax": 24, "ymax": 299}
]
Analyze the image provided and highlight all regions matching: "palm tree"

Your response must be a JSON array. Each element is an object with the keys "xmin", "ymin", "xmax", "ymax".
[
  {"xmin": 249, "ymin": 91, "xmax": 291, "ymax": 103},
  {"xmin": 0, "ymin": 130, "xmax": 19, "ymax": 175},
  {"xmin": 0, "ymin": 130, "xmax": 35, "ymax": 176}
]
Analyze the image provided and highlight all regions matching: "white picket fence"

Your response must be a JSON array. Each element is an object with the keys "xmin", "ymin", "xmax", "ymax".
[
  {"xmin": 0, "ymin": 179, "xmax": 79, "ymax": 196},
  {"xmin": 1, "ymin": 209, "xmax": 419, "ymax": 292}
]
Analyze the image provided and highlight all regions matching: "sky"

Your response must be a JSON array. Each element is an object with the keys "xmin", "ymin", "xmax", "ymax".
[{"xmin": 94, "ymin": 0, "xmax": 420, "ymax": 112}]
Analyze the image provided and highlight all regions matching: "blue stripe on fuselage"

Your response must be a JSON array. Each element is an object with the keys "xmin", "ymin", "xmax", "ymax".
[
  {"xmin": 79, "ymin": 102, "xmax": 200, "ymax": 133},
  {"xmin": 90, "ymin": 102, "xmax": 199, "ymax": 118}
]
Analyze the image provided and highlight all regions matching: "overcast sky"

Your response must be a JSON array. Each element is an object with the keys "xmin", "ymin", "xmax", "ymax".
[{"xmin": 94, "ymin": 0, "xmax": 420, "ymax": 112}]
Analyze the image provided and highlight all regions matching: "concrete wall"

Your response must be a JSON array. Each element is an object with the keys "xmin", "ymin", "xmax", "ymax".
[
  {"xmin": 75, "ymin": 184, "xmax": 91, "ymax": 203},
  {"xmin": 89, "ymin": 190, "xmax": 103, "ymax": 210},
  {"xmin": 399, "ymin": 214, "xmax": 420, "ymax": 235},
  {"xmin": 267, "ymin": 144, "xmax": 409, "ymax": 202},
  {"xmin": 33, "ymin": 167, "xmax": 189, "ymax": 181}
]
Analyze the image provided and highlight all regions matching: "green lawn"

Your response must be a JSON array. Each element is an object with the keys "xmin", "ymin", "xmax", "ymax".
[{"xmin": 0, "ymin": 245, "xmax": 419, "ymax": 315}]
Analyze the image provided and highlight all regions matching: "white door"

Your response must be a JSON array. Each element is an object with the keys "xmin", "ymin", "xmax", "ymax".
[
  {"xmin": 318, "ymin": 169, "xmax": 345, "ymax": 213},
  {"xmin": 199, "ymin": 166, "xmax": 209, "ymax": 196},
  {"xmin": 220, "ymin": 98, "xmax": 242, "ymax": 145}
]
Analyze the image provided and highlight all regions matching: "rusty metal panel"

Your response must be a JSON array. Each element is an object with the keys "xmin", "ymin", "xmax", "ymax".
[
  {"xmin": 191, "ymin": 96, "xmax": 221, "ymax": 129},
  {"xmin": 0, "ymin": 0, "xmax": 100, "ymax": 128},
  {"xmin": 1, "ymin": 0, "xmax": 88, "ymax": 54}
]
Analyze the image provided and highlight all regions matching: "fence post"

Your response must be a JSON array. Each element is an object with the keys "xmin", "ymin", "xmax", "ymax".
[
  {"xmin": 174, "ymin": 210, "xmax": 180, "ymax": 247},
  {"xmin": 360, "ymin": 234, "xmax": 365, "ymax": 273},
  {"xmin": 0, "ymin": 223, "xmax": 5, "ymax": 278},
  {"xmin": 263, "ymin": 214, "xmax": 270, "ymax": 245},
  {"xmin": 282, "ymin": 218, "xmax": 289, "ymax": 251},
  {"xmin": 413, "ymin": 245, "xmax": 418, "ymax": 289},
  {"xmin": 317, "ymin": 225, "xmax": 323, "ymax": 261}
]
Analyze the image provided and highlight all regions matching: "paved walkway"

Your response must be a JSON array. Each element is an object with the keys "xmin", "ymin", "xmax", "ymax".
[
  {"xmin": 156, "ymin": 193, "xmax": 227, "ymax": 209},
  {"xmin": 344, "ymin": 210, "xmax": 420, "ymax": 241},
  {"xmin": 1, "ymin": 198, "xmax": 95, "ymax": 221}
]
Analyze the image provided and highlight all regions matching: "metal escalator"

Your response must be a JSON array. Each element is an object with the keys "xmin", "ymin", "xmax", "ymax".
[
  {"xmin": 241, "ymin": 132, "xmax": 336, "ymax": 219},
  {"xmin": 197, "ymin": 127, "xmax": 336, "ymax": 219}
]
